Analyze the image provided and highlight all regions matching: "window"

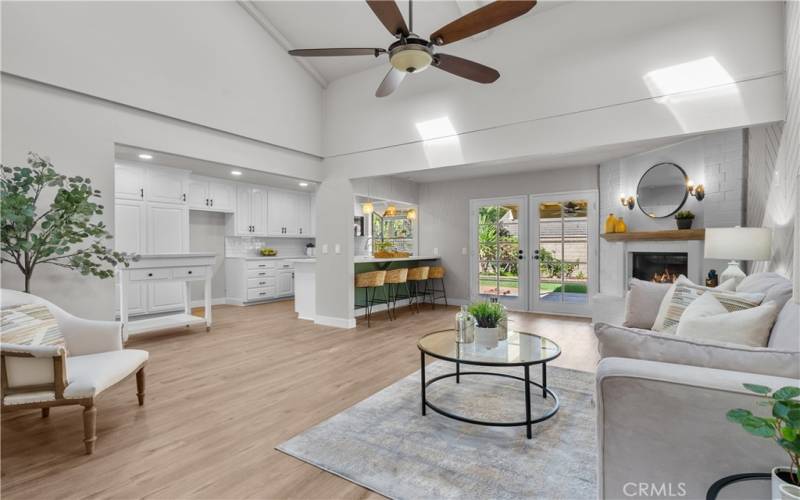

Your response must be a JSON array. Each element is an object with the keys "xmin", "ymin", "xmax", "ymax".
[{"xmin": 371, "ymin": 211, "xmax": 415, "ymax": 254}]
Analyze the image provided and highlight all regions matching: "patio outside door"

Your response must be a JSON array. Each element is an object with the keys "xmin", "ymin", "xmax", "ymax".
[
  {"xmin": 469, "ymin": 197, "xmax": 528, "ymax": 311},
  {"xmin": 529, "ymin": 191, "xmax": 598, "ymax": 316}
]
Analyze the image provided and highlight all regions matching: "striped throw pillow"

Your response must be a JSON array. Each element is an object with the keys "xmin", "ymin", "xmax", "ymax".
[{"xmin": 655, "ymin": 277, "xmax": 764, "ymax": 333}]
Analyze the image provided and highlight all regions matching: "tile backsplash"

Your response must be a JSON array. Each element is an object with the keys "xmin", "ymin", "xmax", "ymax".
[{"xmin": 225, "ymin": 237, "xmax": 314, "ymax": 258}]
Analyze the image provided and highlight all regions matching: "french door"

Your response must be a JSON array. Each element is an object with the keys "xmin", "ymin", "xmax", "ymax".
[
  {"xmin": 469, "ymin": 197, "xmax": 528, "ymax": 311},
  {"xmin": 529, "ymin": 191, "xmax": 598, "ymax": 316}
]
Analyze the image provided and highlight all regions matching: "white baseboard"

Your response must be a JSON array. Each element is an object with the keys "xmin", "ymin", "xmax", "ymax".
[{"xmin": 314, "ymin": 315, "xmax": 356, "ymax": 329}]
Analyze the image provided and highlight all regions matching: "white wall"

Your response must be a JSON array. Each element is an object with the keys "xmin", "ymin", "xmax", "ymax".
[
  {"xmin": 418, "ymin": 165, "xmax": 598, "ymax": 302},
  {"xmin": 351, "ymin": 176, "xmax": 419, "ymax": 204},
  {"xmin": 1, "ymin": 1, "xmax": 323, "ymax": 156},
  {"xmin": 323, "ymin": 1, "xmax": 784, "ymax": 179},
  {"xmin": 0, "ymin": 75, "xmax": 321, "ymax": 319}
]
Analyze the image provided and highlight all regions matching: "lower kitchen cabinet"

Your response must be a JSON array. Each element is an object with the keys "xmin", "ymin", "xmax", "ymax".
[{"xmin": 225, "ymin": 258, "xmax": 295, "ymax": 304}]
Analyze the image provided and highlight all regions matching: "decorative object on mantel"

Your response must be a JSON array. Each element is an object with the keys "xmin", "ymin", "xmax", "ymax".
[
  {"xmin": 0, "ymin": 152, "xmax": 137, "ymax": 292},
  {"xmin": 604, "ymin": 213, "xmax": 618, "ymax": 233},
  {"xmin": 705, "ymin": 269, "xmax": 719, "ymax": 288},
  {"xmin": 704, "ymin": 227, "xmax": 772, "ymax": 286},
  {"xmin": 636, "ymin": 162, "xmax": 691, "ymax": 219},
  {"xmin": 619, "ymin": 194, "xmax": 635, "ymax": 210},
  {"xmin": 726, "ymin": 384, "xmax": 800, "ymax": 497},
  {"xmin": 614, "ymin": 216, "xmax": 627, "ymax": 233},
  {"xmin": 675, "ymin": 210, "xmax": 696, "ymax": 230},
  {"xmin": 601, "ymin": 228, "xmax": 706, "ymax": 241}
]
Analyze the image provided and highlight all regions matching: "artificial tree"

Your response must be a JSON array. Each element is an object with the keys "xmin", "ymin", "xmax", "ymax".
[{"xmin": 1, "ymin": 153, "xmax": 136, "ymax": 293}]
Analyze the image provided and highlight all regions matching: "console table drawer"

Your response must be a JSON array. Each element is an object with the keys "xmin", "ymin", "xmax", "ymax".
[
  {"xmin": 247, "ymin": 287, "xmax": 276, "ymax": 301},
  {"xmin": 130, "ymin": 269, "xmax": 171, "ymax": 281},
  {"xmin": 247, "ymin": 261, "xmax": 276, "ymax": 270},
  {"xmin": 172, "ymin": 266, "xmax": 206, "ymax": 279},
  {"xmin": 247, "ymin": 268, "xmax": 275, "ymax": 279},
  {"xmin": 248, "ymin": 277, "xmax": 275, "ymax": 289}
]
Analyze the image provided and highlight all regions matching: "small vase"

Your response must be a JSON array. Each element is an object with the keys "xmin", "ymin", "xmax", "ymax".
[
  {"xmin": 604, "ymin": 213, "xmax": 618, "ymax": 234},
  {"xmin": 773, "ymin": 467, "xmax": 799, "ymax": 500},
  {"xmin": 475, "ymin": 327, "xmax": 499, "ymax": 348},
  {"xmin": 455, "ymin": 305, "xmax": 476, "ymax": 344},
  {"xmin": 676, "ymin": 218, "xmax": 693, "ymax": 230},
  {"xmin": 614, "ymin": 217, "xmax": 627, "ymax": 233}
]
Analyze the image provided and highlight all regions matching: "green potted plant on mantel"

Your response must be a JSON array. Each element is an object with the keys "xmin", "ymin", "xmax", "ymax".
[
  {"xmin": 1, "ymin": 153, "xmax": 137, "ymax": 293},
  {"xmin": 727, "ymin": 384, "xmax": 800, "ymax": 498},
  {"xmin": 467, "ymin": 301, "xmax": 507, "ymax": 346},
  {"xmin": 674, "ymin": 210, "xmax": 695, "ymax": 230}
]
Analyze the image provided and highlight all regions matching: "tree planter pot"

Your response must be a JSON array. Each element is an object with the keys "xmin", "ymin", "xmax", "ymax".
[
  {"xmin": 773, "ymin": 467, "xmax": 800, "ymax": 500},
  {"xmin": 475, "ymin": 327, "xmax": 500, "ymax": 348},
  {"xmin": 676, "ymin": 218, "xmax": 694, "ymax": 230}
]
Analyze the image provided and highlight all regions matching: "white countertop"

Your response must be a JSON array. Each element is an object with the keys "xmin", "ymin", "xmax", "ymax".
[
  {"xmin": 225, "ymin": 255, "xmax": 312, "ymax": 260},
  {"xmin": 354, "ymin": 255, "xmax": 440, "ymax": 263},
  {"xmin": 137, "ymin": 252, "xmax": 218, "ymax": 259}
]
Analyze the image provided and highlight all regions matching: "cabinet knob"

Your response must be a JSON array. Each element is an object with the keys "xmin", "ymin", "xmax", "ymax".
[
  {"xmin": 187, "ymin": 270, "xmax": 192, "ymax": 274},
  {"xmin": 147, "ymin": 273, "xmax": 153, "ymax": 277},
  {"xmin": 140, "ymin": 188, "xmax": 144, "ymax": 198}
]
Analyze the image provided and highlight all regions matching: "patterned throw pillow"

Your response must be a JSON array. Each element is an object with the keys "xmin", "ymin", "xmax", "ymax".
[
  {"xmin": 0, "ymin": 303, "xmax": 65, "ymax": 350},
  {"xmin": 653, "ymin": 276, "xmax": 764, "ymax": 333}
]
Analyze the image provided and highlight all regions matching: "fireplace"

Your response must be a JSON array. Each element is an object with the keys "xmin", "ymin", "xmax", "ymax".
[{"xmin": 631, "ymin": 252, "xmax": 688, "ymax": 283}]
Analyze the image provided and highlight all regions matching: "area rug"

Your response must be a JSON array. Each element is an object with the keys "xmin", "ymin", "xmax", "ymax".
[{"xmin": 277, "ymin": 361, "xmax": 597, "ymax": 500}]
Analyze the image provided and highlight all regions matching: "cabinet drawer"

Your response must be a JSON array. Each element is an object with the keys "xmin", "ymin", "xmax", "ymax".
[
  {"xmin": 247, "ymin": 277, "xmax": 275, "ymax": 289},
  {"xmin": 276, "ymin": 261, "xmax": 294, "ymax": 270},
  {"xmin": 246, "ymin": 260, "xmax": 276, "ymax": 270},
  {"xmin": 247, "ymin": 287, "xmax": 276, "ymax": 301},
  {"xmin": 172, "ymin": 266, "xmax": 206, "ymax": 279},
  {"xmin": 130, "ymin": 269, "xmax": 170, "ymax": 281},
  {"xmin": 247, "ymin": 268, "xmax": 275, "ymax": 279}
]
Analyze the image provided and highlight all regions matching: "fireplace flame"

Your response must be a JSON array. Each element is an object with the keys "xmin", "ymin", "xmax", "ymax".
[{"xmin": 652, "ymin": 268, "xmax": 680, "ymax": 283}]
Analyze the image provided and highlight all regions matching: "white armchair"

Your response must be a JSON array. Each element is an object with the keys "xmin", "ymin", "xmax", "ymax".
[{"xmin": 1, "ymin": 289, "xmax": 148, "ymax": 454}]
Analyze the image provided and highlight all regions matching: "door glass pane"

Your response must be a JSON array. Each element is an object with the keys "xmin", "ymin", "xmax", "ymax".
[
  {"xmin": 479, "ymin": 262, "xmax": 499, "ymax": 296},
  {"xmin": 537, "ymin": 200, "xmax": 589, "ymax": 305},
  {"xmin": 477, "ymin": 203, "xmax": 521, "ymax": 300},
  {"xmin": 497, "ymin": 260, "xmax": 519, "ymax": 297}
]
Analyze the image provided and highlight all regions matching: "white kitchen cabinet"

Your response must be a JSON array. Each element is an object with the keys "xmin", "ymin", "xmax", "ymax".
[
  {"xmin": 145, "ymin": 202, "xmax": 189, "ymax": 312},
  {"xmin": 146, "ymin": 167, "xmax": 187, "ymax": 205},
  {"xmin": 114, "ymin": 199, "xmax": 147, "ymax": 315},
  {"xmin": 268, "ymin": 189, "xmax": 310, "ymax": 236},
  {"xmin": 277, "ymin": 268, "xmax": 294, "ymax": 297},
  {"xmin": 115, "ymin": 163, "xmax": 147, "ymax": 201},
  {"xmin": 295, "ymin": 192, "xmax": 311, "ymax": 237},
  {"xmin": 251, "ymin": 188, "xmax": 268, "ymax": 235},
  {"xmin": 229, "ymin": 185, "xmax": 268, "ymax": 236},
  {"xmin": 188, "ymin": 176, "xmax": 235, "ymax": 212}
]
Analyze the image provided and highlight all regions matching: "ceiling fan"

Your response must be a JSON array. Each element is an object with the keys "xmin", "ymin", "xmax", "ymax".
[{"xmin": 288, "ymin": 0, "xmax": 536, "ymax": 97}]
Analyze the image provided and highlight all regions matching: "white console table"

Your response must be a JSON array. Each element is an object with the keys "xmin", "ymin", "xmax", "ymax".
[{"xmin": 118, "ymin": 253, "xmax": 217, "ymax": 336}]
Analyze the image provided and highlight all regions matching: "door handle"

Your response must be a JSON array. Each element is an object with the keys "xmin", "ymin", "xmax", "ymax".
[
  {"xmin": 140, "ymin": 188, "xmax": 144, "ymax": 198},
  {"xmin": 210, "ymin": 199, "xmax": 213, "ymax": 207},
  {"xmin": 518, "ymin": 249, "xmax": 524, "ymax": 260},
  {"xmin": 182, "ymin": 193, "xmax": 186, "ymax": 202},
  {"xmin": 533, "ymin": 249, "xmax": 540, "ymax": 260}
]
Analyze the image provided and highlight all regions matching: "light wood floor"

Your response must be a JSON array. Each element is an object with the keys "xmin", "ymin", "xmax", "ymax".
[{"xmin": 1, "ymin": 301, "xmax": 597, "ymax": 499}]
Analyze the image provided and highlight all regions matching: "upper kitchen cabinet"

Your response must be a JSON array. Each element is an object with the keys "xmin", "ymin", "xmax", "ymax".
[
  {"xmin": 268, "ymin": 189, "xmax": 311, "ymax": 237},
  {"xmin": 187, "ymin": 176, "xmax": 236, "ymax": 212},
  {"xmin": 228, "ymin": 185, "xmax": 268, "ymax": 236},
  {"xmin": 115, "ymin": 162, "xmax": 187, "ymax": 205}
]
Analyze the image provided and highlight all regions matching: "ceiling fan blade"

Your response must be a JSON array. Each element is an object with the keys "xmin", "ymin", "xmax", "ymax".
[
  {"xmin": 430, "ymin": 0, "xmax": 536, "ymax": 46},
  {"xmin": 289, "ymin": 48, "xmax": 386, "ymax": 57},
  {"xmin": 432, "ymin": 54, "xmax": 499, "ymax": 83},
  {"xmin": 376, "ymin": 68, "xmax": 407, "ymax": 97},
  {"xmin": 366, "ymin": 0, "xmax": 409, "ymax": 37}
]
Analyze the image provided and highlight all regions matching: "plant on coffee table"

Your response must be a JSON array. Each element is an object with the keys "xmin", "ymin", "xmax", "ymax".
[{"xmin": 467, "ymin": 301, "xmax": 504, "ymax": 328}]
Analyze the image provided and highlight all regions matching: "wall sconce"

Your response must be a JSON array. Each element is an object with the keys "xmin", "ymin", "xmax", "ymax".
[
  {"xmin": 620, "ymin": 194, "xmax": 635, "ymax": 210},
  {"xmin": 687, "ymin": 180, "xmax": 705, "ymax": 201}
]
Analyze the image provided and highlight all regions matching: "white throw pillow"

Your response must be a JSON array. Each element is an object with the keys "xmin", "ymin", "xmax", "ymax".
[
  {"xmin": 676, "ymin": 293, "xmax": 779, "ymax": 347},
  {"xmin": 652, "ymin": 276, "xmax": 737, "ymax": 332}
]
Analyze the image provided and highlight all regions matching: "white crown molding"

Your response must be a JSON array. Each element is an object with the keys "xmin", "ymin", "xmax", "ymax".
[{"xmin": 237, "ymin": 0, "xmax": 328, "ymax": 88}]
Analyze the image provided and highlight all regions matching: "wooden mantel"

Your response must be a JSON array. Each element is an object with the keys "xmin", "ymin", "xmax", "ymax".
[{"xmin": 600, "ymin": 229, "xmax": 706, "ymax": 241}]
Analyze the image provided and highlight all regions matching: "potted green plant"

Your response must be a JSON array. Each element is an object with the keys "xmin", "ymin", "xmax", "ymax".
[
  {"xmin": 727, "ymin": 384, "xmax": 800, "ymax": 498},
  {"xmin": 467, "ymin": 301, "xmax": 505, "ymax": 346},
  {"xmin": 1, "ymin": 153, "xmax": 136, "ymax": 292},
  {"xmin": 674, "ymin": 210, "xmax": 695, "ymax": 230}
]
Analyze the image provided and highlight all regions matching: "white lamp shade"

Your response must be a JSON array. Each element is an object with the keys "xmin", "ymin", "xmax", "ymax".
[{"xmin": 704, "ymin": 227, "xmax": 772, "ymax": 260}]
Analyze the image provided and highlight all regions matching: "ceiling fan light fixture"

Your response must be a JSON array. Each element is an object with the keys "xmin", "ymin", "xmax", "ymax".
[{"xmin": 389, "ymin": 43, "xmax": 432, "ymax": 73}]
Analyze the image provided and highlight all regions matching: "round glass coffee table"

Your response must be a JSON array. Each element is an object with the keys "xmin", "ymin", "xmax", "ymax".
[{"xmin": 417, "ymin": 329, "xmax": 561, "ymax": 439}]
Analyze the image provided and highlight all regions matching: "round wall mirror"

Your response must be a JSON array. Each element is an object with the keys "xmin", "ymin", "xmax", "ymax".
[{"xmin": 636, "ymin": 162, "xmax": 688, "ymax": 218}]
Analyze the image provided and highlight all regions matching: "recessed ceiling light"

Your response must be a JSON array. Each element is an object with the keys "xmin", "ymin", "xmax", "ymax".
[
  {"xmin": 298, "ymin": 182, "xmax": 309, "ymax": 187},
  {"xmin": 230, "ymin": 170, "xmax": 242, "ymax": 176},
  {"xmin": 138, "ymin": 153, "xmax": 153, "ymax": 160}
]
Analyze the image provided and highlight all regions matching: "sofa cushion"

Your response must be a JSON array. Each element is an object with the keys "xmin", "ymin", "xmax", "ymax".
[
  {"xmin": 737, "ymin": 272, "xmax": 794, "ymax": 311},
  {"xmin": 652, "ymin": 276, "xmax": 754, "ymax": 333},
  {"xmin": 63, "ymin": 349, "xmax": 148, "ymax": 399},
  {"xmin": 676, "ymin": 293, "xmax": 779, "ymax": 347},
  {"xmin": 769, "ymin": 301, "xmax": 799, "ymax": 351},
  {"xmin": 623, "ymin": 279, "xmax": 671, "ymax": 329},
  {"xmin": 594, "ymin": 322, "xmax": 800, "ymax": 379}
]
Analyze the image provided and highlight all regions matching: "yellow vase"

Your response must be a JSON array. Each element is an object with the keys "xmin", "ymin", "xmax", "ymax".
[
  {"xmin": 605, "ymin": 214, "xmax": 618, "ymax": 233},
  {"xmin": 614, "ymin": 217, "xmax": 627, "ymax": 233}
]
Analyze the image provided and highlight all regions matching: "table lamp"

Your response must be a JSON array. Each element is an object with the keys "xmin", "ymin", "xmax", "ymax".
[{"xmin": 704, "ymin": 227, "xmax": 772, "ymax": 286}]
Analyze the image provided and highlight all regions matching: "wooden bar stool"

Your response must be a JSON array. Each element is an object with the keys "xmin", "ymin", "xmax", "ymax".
[
  {"xmin": 384, "ymin": 268, "xmax": 409, "ymax": 320},
  {"xmin": 426, "ymin": 266, "xmax": 448, "ymax": 309},
  {"xmin": 355, "ymin": 270, "xmax": 390, "ymax": 327},
  {"xmin": 406, "ymin": 266, "xmax": 430, "ymax": 313}
]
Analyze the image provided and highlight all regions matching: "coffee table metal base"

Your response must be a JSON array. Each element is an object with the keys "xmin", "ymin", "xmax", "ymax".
[{"xmin": 420, "ymin": 353, "xmax": 559, "ymax": 439}]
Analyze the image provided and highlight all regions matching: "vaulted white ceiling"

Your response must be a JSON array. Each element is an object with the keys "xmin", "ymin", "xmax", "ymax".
[{"xmin": 249, "ymin": 0, "xmax": 569, "ymax": 84}]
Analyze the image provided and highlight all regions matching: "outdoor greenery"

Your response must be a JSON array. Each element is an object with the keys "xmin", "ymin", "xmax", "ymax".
[
  {"xmin": 538, "ymin": 247, "xmax": 578, "ymax": 279},
  {"xmin": 467, "ymin": 301, "xmax": 505, "ymax": 328},
  {"xmin": 727, "ymin": 384, "xmax": 800, "ymax": 486},
  {"xmin": 538, "ymin": 282, "xmax": 588, "ymax": 294},
  {"xmin": 1, "ymin": 153, "xmax": 136, "ymax": 292},
  {"xmin": 675, "ymin": 210, "xmax": 696, "ymax": 220}
]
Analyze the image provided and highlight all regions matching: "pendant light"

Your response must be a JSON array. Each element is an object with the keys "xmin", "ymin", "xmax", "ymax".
[
  {"xmin": 362, "ymin": 201, "xmax": 374, "ymax": 215},
  {"xmin": 384, "ymin": 204, "xmax": 397, "ymax": 217},
  {"xmin": 406, "ymin": 208, "xmax": 417, "ymax": 220}
]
